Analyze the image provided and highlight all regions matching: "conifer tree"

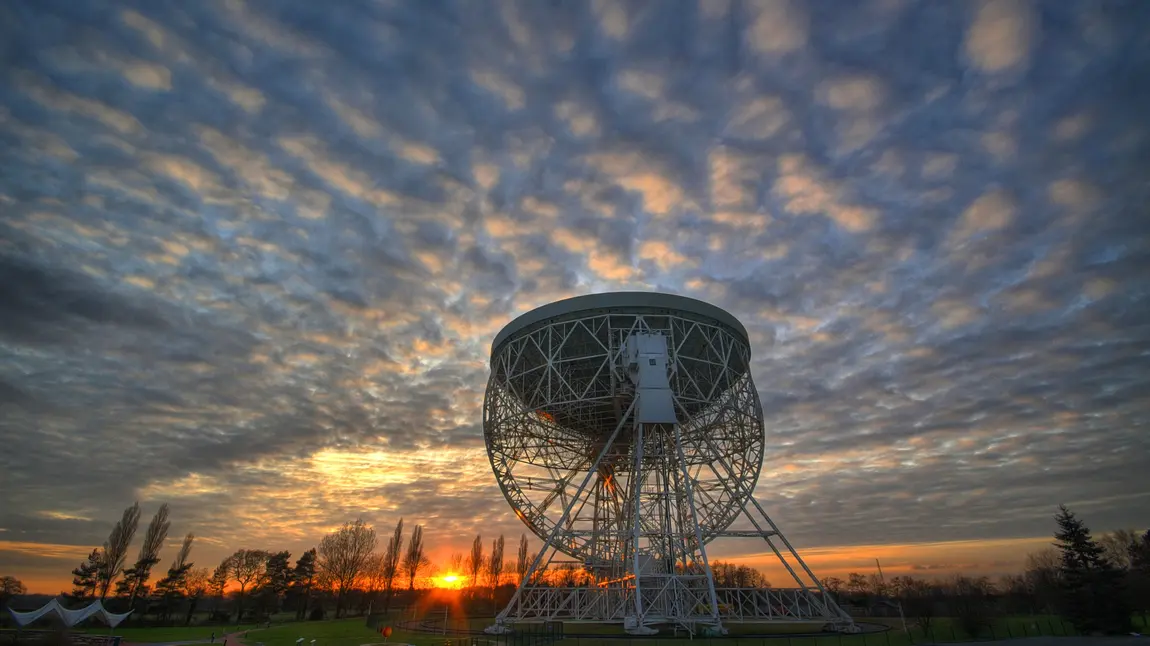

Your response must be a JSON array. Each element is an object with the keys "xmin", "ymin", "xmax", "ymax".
[
  {"xmin": 1053, "ymin": 505, "xmax": 1131, "ymax": 634},
  {"xmin": 70, "ymin": 549, "xmax": 102, "ymax": 600}
]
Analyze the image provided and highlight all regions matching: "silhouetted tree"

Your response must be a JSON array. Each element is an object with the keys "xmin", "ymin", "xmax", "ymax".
[
  {"xmin": 516, "ymin": 535, "xmax": 529, "ymax": 584},
  {"xmin": 711, "ymin": 561, "xmax": 770, "ymax": 588},
  {"xmin": 846, "ymin": 572, "xmax": 869, "ymax": 597},
  {"xmin": 126, "ymin": 504, "xmax": 172, "ymax": 614},
  {"xmin": 317, "ymin": 520, "xmax": 376, "ymax": 618},
  {"xmin": 898, "ymin": 577, "xmax": 938, "ymax": 635},
  {"xmin": 97, "ymin": 502, "xmax": 141, "ymax": 600},
  {"xmin": 821, "ymin": 576, "xmax": 844, "ymax": 599},
  {"xmin": 229, "ymin": 549, "xmax": 269, "ymax": 622},
  {"xmin": 1133, "ymin": 530, "xmax": 1150, "ymax": 570},
  {"xmin": 948, "ymin": 575, "xmax": 994, "ymax": 638},
  {"xmin": 208, "ymin": 557, "xmax": 229, "ymax": 615},
  {"xmin": 1054, "ymin": 505, "xmax": 1131, "ymax": 634},
  {"xmin": 154, "ymin": 533, "xmax": 195, "ymax": 622},
  {"xmin": 265, "ymin": 552, "xmax": 293, "ymax": 597},
  {"xmin": 182, "ymin": 567, "xmax": 211, "ymax": 625},
  {"xmin": 467, "ymin": 535, "xmax": 484, "ymax": 592},
  {"xmin": 402, "ymin": 525, "xmax": 428, "ymax": 591},
  {"xmin": 70, "ymin": 549, "xmax": 102, "ymax": 601},
  {"xmin": 1127, "ymin": 530, "xmax": 1150, "ymax": 625},
  {"xmin": 251, "ymin": 551, "xmax": 292, "ymax": 618},
  {"xmin": 290, "ymin": 549, "xmax": 317, "ymax": 621},
  {"xmin": 488, "ymin": 535, "xmax": 505, "ymax": 594},
  {"xmin": 1099, "ymin": 529, "xmax": 1140, "ymax": 570},
  {"xmin": 379, "ymin": 519, "xmax": 403, "ymax": 611},
  {"xmin": 0, "ymin": 576, "xmax": 26, "ymax": 609},
  {"xmin": 361, "ymin": 553, "xmax": 388, "ymax": 612}
]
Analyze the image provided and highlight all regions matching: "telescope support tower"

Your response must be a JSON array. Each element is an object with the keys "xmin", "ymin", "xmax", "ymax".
[{"xmin": 482, "ymin": 294, "xmax": 857, "ymax": 635}]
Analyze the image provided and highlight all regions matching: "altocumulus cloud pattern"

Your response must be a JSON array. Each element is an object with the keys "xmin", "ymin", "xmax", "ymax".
[{"xmin": 1, "ymin": 0, "xmax": 1149, "ymax": 578}]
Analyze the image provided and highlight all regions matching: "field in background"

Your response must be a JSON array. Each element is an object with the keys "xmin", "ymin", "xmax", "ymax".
[{"xmin": 70, "ymin": 612, "xmax": 1150, "ymax": 646}]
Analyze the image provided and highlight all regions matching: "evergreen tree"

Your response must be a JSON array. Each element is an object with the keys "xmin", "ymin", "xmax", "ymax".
[
  {"xmin": 1129, "ymin": 530, "xmax": 1150, "ymax": 626},
  {"xmin": 209, "ymin": 559, "xmax": 230, "ymax": 618},
  {"xmin": 259, "ymin": 551, "xmax": 293, "ymax": 615},
  {"xmin": 290, "ymin": 549, "xmax": 317, "ymax": 621},
  {"xmin": 265, "ymin": 551, "xmax": 294, "ymax": 598},
  {"xmin": 70, "ymin": 549, "xmax": 102, "ymax": 600},
  {"xmin": 1132, "ymin": 530, "xmax": 1150, "ymax": 570},
  {"xmin": 1053, "ymin": 505, "xmax": 1131, "ymax": 634},
  {"xmin": 114, "ymin": 567, "xmax": 141, "ymax": 599},
  {"xmin": 154, "ymin": 565, "xmax": 192, "ymax": 622},
  {"xmin": 154, "ymin": 533, "xmax": 196, "ymax": 622}
]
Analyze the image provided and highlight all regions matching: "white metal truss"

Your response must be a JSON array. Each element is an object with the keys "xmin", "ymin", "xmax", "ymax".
[{"xmin": 483, "ymin": 307, "xmax": 856, "ymax": 635}]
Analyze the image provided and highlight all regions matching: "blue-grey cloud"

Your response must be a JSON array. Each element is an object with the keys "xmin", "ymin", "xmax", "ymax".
[{"xmin": 2, "ymin": 0, "xmax": 1149, "ymax": 588}]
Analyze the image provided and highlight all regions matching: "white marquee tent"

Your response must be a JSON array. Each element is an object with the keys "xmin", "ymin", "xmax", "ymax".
[{"xmin": 6, "ymin": 599, "xmax": 133, "ymax": 628}]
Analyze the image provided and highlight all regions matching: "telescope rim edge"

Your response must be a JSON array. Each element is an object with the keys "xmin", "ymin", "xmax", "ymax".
[{"xmin": 490, "ymin": 291, "xmax": 750, "ymax": 358}]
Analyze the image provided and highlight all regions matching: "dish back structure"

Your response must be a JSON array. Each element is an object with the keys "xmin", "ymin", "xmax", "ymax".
[{"xmin": 483, "ymin": 292, "xmax": 855, "ymax": 635}]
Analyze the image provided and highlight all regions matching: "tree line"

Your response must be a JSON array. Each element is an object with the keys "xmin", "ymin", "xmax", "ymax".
[
  {"xmin": 822, "ymin": 506, "xmax": 1149, "ymax": 636},
  {"xmin": 2, "ymin": 503, "xmax": 1142, "ymax": 633},
  {"xmin": 26, "ymin": 507, "xmax": 432, "ymax": 625}
]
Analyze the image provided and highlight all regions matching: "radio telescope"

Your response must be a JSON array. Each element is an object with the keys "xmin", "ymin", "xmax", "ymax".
[{"xmin": 483, "ymin": 292, "xmax": 855, "ymax": 636}]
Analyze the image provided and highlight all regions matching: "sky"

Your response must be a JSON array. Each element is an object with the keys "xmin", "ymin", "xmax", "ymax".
[{"xmin": 1, "ymin": 0, "xmax": 1149, "ymax": 594}]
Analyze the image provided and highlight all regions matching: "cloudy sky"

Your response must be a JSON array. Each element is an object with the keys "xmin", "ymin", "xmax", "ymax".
[{"xmin": 2, "ymin": 0, "xmax": 1149, "ymax": 593}]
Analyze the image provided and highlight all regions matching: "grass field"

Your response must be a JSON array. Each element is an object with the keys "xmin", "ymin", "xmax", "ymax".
[
  {"xmin": 80, "ymin": 625, "xmax": 261, "ymax": 643},
  {"xmin": 75, "ymin": 613, "xmax": 1150, "ymax": 646}
]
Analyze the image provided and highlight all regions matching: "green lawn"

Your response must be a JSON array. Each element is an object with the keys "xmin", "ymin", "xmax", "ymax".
[
  {"xmin": 72, "ymin": 612, "xmax": 1150, "ymax": 646},
  {"xmin": 81, "ymin": 625, "xmax": 261, "ymax": 643},
  {"xmin": 254, "ymin": 619, "xmax": 394, "ymax": 646}
]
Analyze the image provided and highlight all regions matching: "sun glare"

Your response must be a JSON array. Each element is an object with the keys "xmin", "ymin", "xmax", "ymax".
[{"xmin": 438, "ymin": 574, "xmax": 461, "ymax": 589}]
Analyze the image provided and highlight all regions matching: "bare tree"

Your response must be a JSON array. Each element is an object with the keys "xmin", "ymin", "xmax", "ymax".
[
  {"xmin": 845, "ymin": 572, "xmax": 870, "ymax": 596},
  {"xmin": 317, "ymin": 519, "xmax": 377, "ymax": 618},
  {"xmin": 898, "ymin": 577, "xmax": 938, "ymax": 635},
  {"xmin": 1099, "ymin": 529, "xmax": 1140, "ymax": 569},
  {"xmin": 97, "ymin": 502, "xmax": 141, "ymax": 600},
  {"xmin": 467, "ymin": 535, "xmax": 485, "ymax": 591},
  {"xmin": 173, "ymin": 532, "xmax": 195, "ymax": 570},
  {"xmin": 126, "ymin": 504, "xmax": 172, "ymax": 610},
  {"xmin": 183, "ymin": 567, "xmax": 211, "ymax": 626},
  {"xmin": 361, "ymin": 553, "xmax": 388, "ymax": 611},
  {"xmin": 948, "ymin": 575, "xmax": 994, "ymax": 638},
  {"xmin": 229, "ymin": 549, "xmax": 270, "ymax": 623},
  {"xmin": 1023, "ymin": 547, "xmax": 1062, "ymax": 613},
  {"xmin": 449, "ymin": 552, "xmax": 464, "ymax": 575},
  {"xmin": 822, "ymin": 576, "xmax": 844, "ymax": 599},
  {"xmin": 381, "ymin": 519, "xmax": 404, "ymax": 611},
  {"xmin": 402, "ymin": 524, "xmax": 428, "ymax": 591},
  {"xmin": 488, "ymin": 535, "xmax": 505, "ymax": 593},
  {"xmin": 516, "ymin": 534, "xmax": 529, "ymax": 584}
]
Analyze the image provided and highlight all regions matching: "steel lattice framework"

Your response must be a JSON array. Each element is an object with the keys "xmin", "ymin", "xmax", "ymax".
[{"xmin": 482, "ymin": 293, "xmax": 855, "ymax": 636}]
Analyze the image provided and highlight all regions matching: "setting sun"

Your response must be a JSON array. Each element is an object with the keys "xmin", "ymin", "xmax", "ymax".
[{"xmin": 437, "ymin": 574, "xmax": 461, "ymax": 589}]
